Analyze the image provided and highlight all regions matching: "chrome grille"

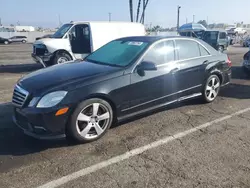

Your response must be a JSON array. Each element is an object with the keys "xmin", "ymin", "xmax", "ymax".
[{"xmin": 12, "ymin": 85, "xmax": 29, "ymax": 107}]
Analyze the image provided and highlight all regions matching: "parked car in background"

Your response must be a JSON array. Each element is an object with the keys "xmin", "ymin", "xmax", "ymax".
[
  {"xmin": 234, "ymin": 27, "xmax": 247, "ymax": 35},
  {"xmin": 202, "ymin": 30, "xmax": 229, "ymax": 52},
  {"xmin": 178, "ymin": 23, "xmax": 229, "ymax": 52},
  {"xmin": 0, "ymin": 37, "xmax": 10, "ymax": 44},
  {"xmin": 13, "ymin": 36, "xmax": 232, "ymax": 143},
  {"xmin": 35, "ymin": 34, "xmax": 53, "ymax": 41},
  {"xmin": 225, "ymin": 27, "xmax": 236, "ymax": 35},
  {"xmin": 242, "ymin": 36, "xmax": 250, "ymax": 47},
  {"xmin": 242, "ymin": 49, "xmax": 250, "ymax": 73},
  {"xmin": 8, "ymin": 36, "xmax": 27, "ymax": 43},
  {"xmin": 32, "ymin": 21, "xmax": 146, "ymax": 67}
]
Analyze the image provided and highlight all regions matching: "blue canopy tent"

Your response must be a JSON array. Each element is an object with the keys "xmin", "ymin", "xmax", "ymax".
[
  {"xmin": 178, "ymin": 23, "xmax": 207, "ymax": 38},
  {"xmin": 178, "ymin": 23, "xmax": 207, "ymax": 32}
]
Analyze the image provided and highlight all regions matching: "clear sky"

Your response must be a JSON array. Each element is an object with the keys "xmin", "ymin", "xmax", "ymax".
[{"xmin": 1, "ymin": 0, "xmax": 250, "ymax": 28}]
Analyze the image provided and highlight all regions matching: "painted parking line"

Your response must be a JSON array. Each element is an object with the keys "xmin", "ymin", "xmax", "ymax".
[
  {"xmin": 2, "ymin": 76, "xmax": 21, "ymax": 80},
  {"xmin": 0, "ymin": 89, "xmax": 13, "ymax": 94},
  {"xmin": 37, "ymin": 107, "xmax": 250, "ymax": 188}
]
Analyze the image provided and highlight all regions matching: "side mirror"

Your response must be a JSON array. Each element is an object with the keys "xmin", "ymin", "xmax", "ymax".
[{"xmin": 137, "ymin": 61, "xmax": 157, "ymax": 71}]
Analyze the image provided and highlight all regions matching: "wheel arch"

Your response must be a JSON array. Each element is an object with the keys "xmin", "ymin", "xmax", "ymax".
[
  {"xmin": 53, "ymin": 49, "xmax": 73, "ymax": 60},
  {"xmin": 71, "ymin": 93, "xmax": 118, "ymax": 123},
  {"xmin": 209, "ymin": 69, "xmax": 223, "ymax": 84}
]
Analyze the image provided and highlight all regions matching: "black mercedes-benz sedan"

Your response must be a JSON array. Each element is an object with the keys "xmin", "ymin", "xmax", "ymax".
[{"xmin": 12, "ymin": 36, "xmax": 232, "ymax": 143}]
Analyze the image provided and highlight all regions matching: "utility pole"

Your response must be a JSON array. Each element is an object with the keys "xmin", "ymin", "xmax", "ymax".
[
  {"xmin": 108, "ymin": 12, "xmax": 111, "ymax": 22},
  {"xmin": 207, "ymin": 16, "xmax": 208, "ymax": 25},
  {"xmin": 58, "ymin": 14, "xmax": 62, "ymax": 27},
  {"xmin": 0, "ymin": 18, "xmax": 2, "ymax": 26},
  {"xmin": 177, "ymin": 5, "xmax": 181, "ymax": 30},
  {"xmin": 193, "ymin": 15, "xmax": 195, "ymax": 23},
  {"xmin": 186, "ymin": 17, "xmax": 188, "ymax": 24}
]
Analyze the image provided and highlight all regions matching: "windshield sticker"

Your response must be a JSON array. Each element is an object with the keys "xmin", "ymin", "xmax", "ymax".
[{"xmin": 128, "ymin": 41, "xmax": 144, "ymax": 46}]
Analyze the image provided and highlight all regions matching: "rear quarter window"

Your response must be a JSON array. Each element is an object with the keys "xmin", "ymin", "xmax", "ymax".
[{"xmin": 199, "ymin": 44, "xmax": 210, "ymax": 56}]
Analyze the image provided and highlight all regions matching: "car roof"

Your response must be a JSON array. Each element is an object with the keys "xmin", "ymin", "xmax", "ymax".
[{"xmin": 115, "ymin": 36, "xmax": 202, "ymax": 43}]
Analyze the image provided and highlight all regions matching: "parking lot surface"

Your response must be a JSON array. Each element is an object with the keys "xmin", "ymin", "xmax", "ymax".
[{"xmin": 0, "ymin": 44, "xmax": 250, "ymax": 188}]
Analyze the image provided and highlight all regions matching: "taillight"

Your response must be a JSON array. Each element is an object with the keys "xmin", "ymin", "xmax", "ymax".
[{"xmin": 226, "ymin": 55, "xmax": 232, "ymax": 67}]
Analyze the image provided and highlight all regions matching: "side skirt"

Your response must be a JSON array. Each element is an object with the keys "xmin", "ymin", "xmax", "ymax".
[{"xmin": 118, "ymin": 93, "xmax": 202, "ymax": 122}]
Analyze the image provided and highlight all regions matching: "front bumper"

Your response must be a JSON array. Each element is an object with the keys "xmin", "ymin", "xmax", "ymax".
[
  {"xmin": 31, "ymin": 53, "xmax": 53, "ymax": 68},
  {"xmin": 13, "ymin": 106, "xmax": 70, "ymax": 140}
]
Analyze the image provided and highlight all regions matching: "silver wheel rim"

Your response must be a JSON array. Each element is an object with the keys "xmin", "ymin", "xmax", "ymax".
[
  {"xmin": 57, "ymin": 57, "xmax": 68, "ymax": 64},
  {"xmin": 76, "ymin": 103, "xmax": 110, "ymax": 139},
  {"xmin": 4, "ymin": 41, "xmax": 8, "ymax": 44},
  {"xmin": 205, "ymin": 77, "xmax": 220, "ymax": 101}
]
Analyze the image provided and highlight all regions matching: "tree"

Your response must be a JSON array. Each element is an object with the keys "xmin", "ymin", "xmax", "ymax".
[
  {"xmin": 129, "ymin": 0, "xmax": 150, "ymax": 23},
  {"xmin": 37, "ymin": 27, "xmax": 43, "ymax": 31},
  {"xmin": 198, "ymin": 20, "xmax": 208, "ymax": 28},
  {"xmin": 140, "ymin": 0, "xmax": 149, "ymax": 24},
  {"xmin": 129, "ymin": 0, "xmax": 133, "ymax": 22},
  {"xmin": 136, "ymin": 0, "xmax": 141, "ymax": 22}
]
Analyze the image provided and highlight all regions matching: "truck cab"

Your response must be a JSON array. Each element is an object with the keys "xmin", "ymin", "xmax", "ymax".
[{"xmin": 32, "ymin": 21, "xmax": 146, "ymax": 67}]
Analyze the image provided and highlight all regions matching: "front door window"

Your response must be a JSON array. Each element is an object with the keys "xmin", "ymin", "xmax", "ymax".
[{"xmin": 69, "ymin": 24, "xmax": 91, "ymax": 54}]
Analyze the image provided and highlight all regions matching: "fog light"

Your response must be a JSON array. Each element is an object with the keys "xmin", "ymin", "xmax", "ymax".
[{"xmin": 55, "ymin": 107, "xmax": 69, "ymax": 116}]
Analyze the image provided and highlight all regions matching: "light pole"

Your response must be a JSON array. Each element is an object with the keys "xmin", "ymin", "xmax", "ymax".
[
  {"xmin": 193, "ymin": 15, "xmax": 195, "ymax": 23},
  {"xmin": 177, "ymin": 5, "xmax": 181, "ymax": 30}
]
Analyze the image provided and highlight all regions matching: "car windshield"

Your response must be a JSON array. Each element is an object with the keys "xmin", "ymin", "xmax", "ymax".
[
  {"xmin": 85, "ymin": 40, "xmax": 149, "ymax": 67},
  {"xmin": 52, "ymin": 24, "xmax": 73, "ymax": 38},
  {"xmin": 202, "ymin": 31, "xmax": 219, "ymax": 42}
]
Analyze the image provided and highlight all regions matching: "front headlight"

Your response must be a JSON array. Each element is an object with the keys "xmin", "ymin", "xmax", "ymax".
[{"xmin": 37, "ymin": 91, "xmax": 67, "ymax": 108}]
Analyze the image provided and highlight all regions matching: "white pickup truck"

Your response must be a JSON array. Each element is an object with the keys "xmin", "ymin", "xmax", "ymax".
[{"xmin": 32, "ymin": 21, "xmax": 146, "ymax": 67}]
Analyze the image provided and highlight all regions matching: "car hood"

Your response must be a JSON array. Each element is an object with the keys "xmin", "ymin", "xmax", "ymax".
[{"xmin": 18, "ymin": 61, "xmax": 123, "ymax": 95}]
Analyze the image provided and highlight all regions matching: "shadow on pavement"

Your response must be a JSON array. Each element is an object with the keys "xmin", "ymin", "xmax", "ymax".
[
  {"xmin": 0, "ymin": 63, "xmax": 42, "ymax": 73},
  {"xmin": 219, "ymin": 83, "xmax": 250, "ymax": 99},
  {"xmin": 231, "ymin": 66, "xmax": 250, "ymax": 80},
  {"xmin": 0, "ymin": 103, "xmax": 71, "ymax": 157}
]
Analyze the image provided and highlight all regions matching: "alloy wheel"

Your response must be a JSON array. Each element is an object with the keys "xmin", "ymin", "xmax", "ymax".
[
  {"xmin": 76, "ymin": 103, "xmax": 111, "ymax": 139},
  {"xmin": 57, "ymin": 57, "xmax": 68, "ymax": 64},
  {"xmin": 205, "ymin": 76, "xmax": 220, "ymax": 101}
]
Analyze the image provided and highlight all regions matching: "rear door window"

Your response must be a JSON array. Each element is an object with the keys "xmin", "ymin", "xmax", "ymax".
[{"xmin": 175, "ymin": 40, "xmax": 200, "ymax": 60}]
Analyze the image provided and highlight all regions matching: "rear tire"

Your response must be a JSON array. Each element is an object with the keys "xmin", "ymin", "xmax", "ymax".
[
  {"xmin": 202, "ymin": 74, "xmax": 221, "ymax": 103},
  {"xmin": 22, "ymin": 40, "xmax": 26, "ymax": 43},
  {"xmin": 4, "ymin": 41, "xmax": 9, "ymax": 45},
  {"xmin": 53, "ymin": 51, "xmax": 72, "ymax": 65},
  {"xmin": 66, "ymin": 98, "xmax": 113, "ymax": 143}
]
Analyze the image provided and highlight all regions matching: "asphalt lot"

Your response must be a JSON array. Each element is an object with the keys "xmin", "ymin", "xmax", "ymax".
[{"xmin": 0, "ymin": 44, "xmax": 250, "ymax": 188}]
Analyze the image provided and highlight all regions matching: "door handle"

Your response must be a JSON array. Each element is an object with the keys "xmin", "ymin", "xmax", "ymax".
[
  {"xmin": 203, "ymin": 60, "xmax": 209, "ymax": 65},
  {"xmin": 170, "ymin": 68, "xmax": 179, "ymax": 74}
]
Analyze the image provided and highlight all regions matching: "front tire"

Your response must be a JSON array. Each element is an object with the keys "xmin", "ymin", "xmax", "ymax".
[
  {"xmin": 53, "ymin": 51, "xmax": 72, "ymax": 65},
  {"xmin": 202, "ymin": 75, "xmax": 221, "ymax": 103},
  {"xmin": 22, "ymin": 40, "xmax": 26, "ymax": 43},
  {"xmin": 66, "ymin": 98, "xmax": 113, "ymax": 143},
  {"xmin": 4, "ymin": 41, "xmax": 9, "ymax": 45},
  {"xmin": 218, "ymin": 45, "xmax": 224, "ymax": 53}
]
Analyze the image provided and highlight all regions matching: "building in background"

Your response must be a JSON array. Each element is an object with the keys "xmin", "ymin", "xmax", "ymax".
[{"xmin": 15, "ymin": 26, "xmax": 35, "ymax": 32}]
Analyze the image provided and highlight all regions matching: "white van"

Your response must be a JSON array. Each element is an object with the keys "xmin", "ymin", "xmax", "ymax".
[{"xmin": 32, "ymin": 21, "xmax": 146, "ymax": 67}]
